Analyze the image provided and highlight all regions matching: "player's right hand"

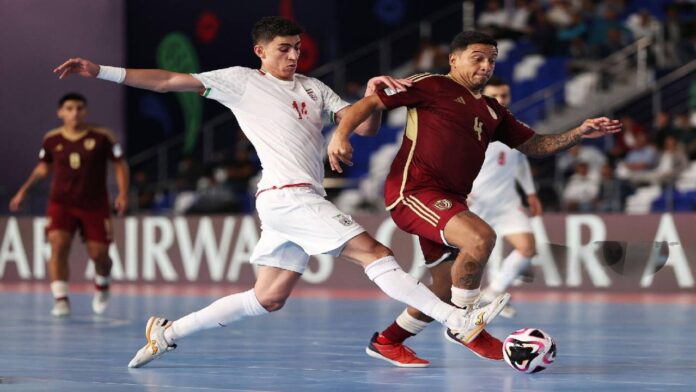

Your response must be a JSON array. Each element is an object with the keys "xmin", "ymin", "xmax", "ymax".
[
  {"xmin": 9, "ymin": 192, "xmax": 25, "ymax": 212},
  {"xmin": 53, "ymin": 58, "xmax": 100, "ymax": 79},
  {"xmin": 327, "ymin": 134, "xmax": 353, "ymax": 173}
]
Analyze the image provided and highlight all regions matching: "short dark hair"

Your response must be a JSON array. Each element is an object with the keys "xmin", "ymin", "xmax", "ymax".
[
  {"xmin": 449, "ymin": 31, "xmax": 497, "ymax": 53},
  {"xmin": 486, "ymin": 76, "xmax": 509, "ymax": 87},
  {"xmin": 58, "ymin": 92, "xmax": 87, "ymax": 107},
  {"xmin": 252, "ymin": 16, "xmax": 303, "ymax": 44}
]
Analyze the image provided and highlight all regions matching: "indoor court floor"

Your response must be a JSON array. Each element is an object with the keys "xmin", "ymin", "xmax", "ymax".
[{"xmin": 1, "ymin": 287, "xmax": 694, "ymax": 391}]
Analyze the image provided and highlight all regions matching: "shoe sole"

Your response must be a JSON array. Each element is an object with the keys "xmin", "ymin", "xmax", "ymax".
[
  {"xmin": 365, "ymin": 347, "xmax": 430, "ymax": 368},
  {"xmin": 443, "ymin": 329, "xmax": 502, "ymax": 360}
]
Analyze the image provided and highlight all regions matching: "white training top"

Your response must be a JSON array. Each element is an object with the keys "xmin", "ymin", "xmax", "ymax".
[
  {"xmin": 192, "ymin": 67, "xmax": 350, "ymax": 195},
  {"xmin": 469, "ymin": 141, "xmax": 535, "ymax": 207}
]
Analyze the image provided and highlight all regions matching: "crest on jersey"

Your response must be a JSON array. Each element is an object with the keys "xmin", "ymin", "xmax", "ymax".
[
  {"xmin": 84, "ymin": 138, "xmax": 96, "ymax": 151},
  {"xmin": 433, "ymin": 199, "xmax": 453, "ymax": 211},
  {"xmin": 55, "ymin": 144, "xmax": 63, "ymax": 152},
  {"xmin": 305, "ymin": 88, "xmax": 318, "ymax": 101},
  {"xmin": 333, "ymin": 214, "xmax": 354, "ymax": 226}
]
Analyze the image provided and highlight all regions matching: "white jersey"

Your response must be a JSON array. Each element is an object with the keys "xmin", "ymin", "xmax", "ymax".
[
  {"xmin": 193, "ymin": 67, "xmax": 350, "ymax": 195},
  {"xmin": 469, "ymin": 141, "xmax": 535, "ymax": 209}
]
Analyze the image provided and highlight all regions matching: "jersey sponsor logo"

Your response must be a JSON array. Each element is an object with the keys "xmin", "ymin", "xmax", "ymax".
[
  {"xmin": 433, "ymin": 199, "xmax": 453, "ymax": 211},
  {"xmin": 292, "ymin": 100, "xmax": 308, "ymax": 119},
  {"xmin": 332, "ymin": 213, "xmax": 354, "ymax": 226},
  {"xmin": 454, "ymin": 96, "xmax": 466, "ymax": 105},
  {"xmin": 305, "ymin": 88, "xmax": 318, "ymax": 101},
  {"xmin": 84, "ymin": 138, "xmax": 96, "ymax": 151},
  {"xmin": 473, "ymin": 117, "xmax": 484, "ymax": 141}
]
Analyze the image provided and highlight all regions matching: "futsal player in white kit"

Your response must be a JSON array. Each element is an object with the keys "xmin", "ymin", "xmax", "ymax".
[
  {"xmin": 53, "ymin": 16, "xmax": 509, "ymax": 368},
  {"xmin": 472, "ymin": 78, "xmax": 542, "ymax": 318}
]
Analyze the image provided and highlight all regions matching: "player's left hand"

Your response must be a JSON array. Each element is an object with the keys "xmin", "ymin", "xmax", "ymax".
[
  {"xmin": 579, "ymin": 117, "xmax": 622, "ymax": 139},
  {"xmin": 327, "ymin": 134, "xmax": 353, "ymax": 173},
  {"xmin": 115, "ymin": 193, "xmax": 128, "ymax": 216},
  {"xmin": 527, "ymin": 194, "xmax": 543, "ymax": 216},
  {"xmin": 364, "ymin": 76, "xmax": 412, "ymax": 96}
]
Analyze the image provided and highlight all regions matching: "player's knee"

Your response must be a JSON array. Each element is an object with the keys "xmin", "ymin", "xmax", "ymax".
[
  {"xmin": 257, "ymin": 293, "xmax": 289, "ymax": 312},
  {"xmin": 465, "ymin": 228, "xmax": 496, "ymax": 258},
  {"xmin": 518, "ymin": 245, "xmax": 536, "ymax": 258}
]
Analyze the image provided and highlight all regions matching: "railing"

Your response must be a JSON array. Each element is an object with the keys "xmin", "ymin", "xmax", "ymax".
[{"xmin": 510, "ymin": 37, "xmax": 654, "ymax": 128}]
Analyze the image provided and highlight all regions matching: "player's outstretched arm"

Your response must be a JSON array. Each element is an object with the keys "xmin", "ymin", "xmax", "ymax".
[
  {"xmin": 516, "ymin": 117, "xmax": 622, "ymax": 157},
  {"xmin": 9, "ymin": 162, "xmax": 51, "ymax": 212},
  {"xmin": 328, "ymin": 94, "xmax": 388, "ymax": 173},
  {"xmin": 53, "ymin": 58, "xmax": 203, "ymax": 93}
]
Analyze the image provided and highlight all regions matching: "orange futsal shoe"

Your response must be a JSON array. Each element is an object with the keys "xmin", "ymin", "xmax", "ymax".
[
  {"xmin": 445, "ymin": 328, "xmax": 504, "ymax": 360},
  {"xmin": 365, "ymin": 332, "xmax": 430, "ymax": 368}
]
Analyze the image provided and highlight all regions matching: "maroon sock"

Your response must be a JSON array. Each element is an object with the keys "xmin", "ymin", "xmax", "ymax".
[
  {"xmin": 95, "ymin": 283, "xmax": 109, "ymax": 291},
  {"xmin": 378, "ymin": 321, "xmax": 414, "ymax": 344}
]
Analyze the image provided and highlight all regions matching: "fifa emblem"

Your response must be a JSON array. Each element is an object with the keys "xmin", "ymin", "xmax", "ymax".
[
  {"xmin": 473, "ymin": 117, "xmax": 484, "ymax": 141},
  {"xmin": 333, "ymin": 214, "xmax": 354, "ymax": 226},
  {"xmin": 433, "ymin": 199, "xmax": 452, "ymax": 211}
]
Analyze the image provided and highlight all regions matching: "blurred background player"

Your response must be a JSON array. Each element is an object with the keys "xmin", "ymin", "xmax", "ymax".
[
  {"xmin": 472, "ymin": 77, "xmax": 542, "ymax": 318},
  {"xmin": 329, "ymin": 31, "xmax": 622, "ymax": 367},
  {"xmin": 8, "ymin": 93, "xmax": 129, "ymax": 317},
  {"xmin": 53, "ymin": 17, "xmax": 507, "ymax": 368}
]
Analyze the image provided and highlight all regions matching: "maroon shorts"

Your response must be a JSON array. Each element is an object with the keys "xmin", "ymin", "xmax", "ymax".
[
  {"xmin": 389, "ymin": 190, "xmax": 466, "ymax": 267},
  {"xmin": 46, "ymin": 201, "xmax": 112, "ymax": 243}
]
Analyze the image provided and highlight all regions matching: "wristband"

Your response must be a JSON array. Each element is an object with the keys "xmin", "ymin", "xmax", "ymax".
[{"xmin": 97, "ymin": 65, "xmax": 126, "ymax": 83}]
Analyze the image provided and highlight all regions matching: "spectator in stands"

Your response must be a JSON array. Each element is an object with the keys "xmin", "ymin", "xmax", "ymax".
[
  {"xmin": 610, "ymin": 116, "xmax": 648, "ymax": 160},
  {"xmin": 617, "ymin": 135, "xmax": 688, "ymax": 186},
  {"xmin": 131, "ymin": 170, "xmax": 156, "ymax": 212},
  {"xmin": 562, "ymin": 161, "xmax": 600, "ymax": 211},
  {"xmin": 615, "ymin": 132, "xmax": 659, "ymax": 184},
  {"xmin": 557, "ymin": 13, "xmax": 588, "ymax": 49},
  {"xmin": 625, "ymin": 9, "xmax": 661, "ymax": 42},
  {"xmin": 556, "ymin": 143, "xmax": 607, "ymax": 179},
  {"xmin": 588, "ymin": 8, "xmax": 631, "ymax": 58},
  {"xmin": 176, "ymin": 155, "xmax": 204, "ymax": 191},
  {"xmin": 663, "ymin": 6, "xmax": 685, "ymax": 66},
  {"xmin": 596, "ymin": 163, "xmax": 632, "ymax": 212},
  {"xmin": 673, "ymin": 112, "xmax": 696, "ymax": 159},
  {"xmin": 546, "ymin": 0, "xmax": 574, "ymax": 29},
  {"xmin": 529, "ymin": 6, "xmax": 559, "ymax": 55},
  {"xmin": 653, "ymin": 111, "xmax": 676, "ymax": 148},
  {"xmin": 510, "ymin": 0, "xmax": 534, "ymax": 35},
  {"xmin": 477, "ymin": 0, "xmax": 509, "ymax": 31}
]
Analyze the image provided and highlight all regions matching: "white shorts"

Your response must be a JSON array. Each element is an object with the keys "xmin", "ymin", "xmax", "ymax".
[
  {"xmin": 250, "ymin": 186, "xmax": 366, "ymax": 273},
  {"xmin": 469, "ymin": 200, "xmax": 532, "ymax": 237}
]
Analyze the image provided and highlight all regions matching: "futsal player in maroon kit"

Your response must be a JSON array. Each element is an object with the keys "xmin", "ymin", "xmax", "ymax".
[
  {"xmin": 328, "ymin": 31, "xmax": 621, "ymax": 366},
  {"xmin": 9, "ymin": 93, "xmax": 129, "ymax": 317}
]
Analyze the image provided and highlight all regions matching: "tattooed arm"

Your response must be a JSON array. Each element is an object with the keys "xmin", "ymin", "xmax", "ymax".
[{"xmin": 517, "ymin": 117, "xmax": 622, "ymax": 157}]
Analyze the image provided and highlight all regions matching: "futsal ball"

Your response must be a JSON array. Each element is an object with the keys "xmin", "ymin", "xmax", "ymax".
[{"xmin": 502, "ymin": 328, "xmax": 557, "ymax": 373}]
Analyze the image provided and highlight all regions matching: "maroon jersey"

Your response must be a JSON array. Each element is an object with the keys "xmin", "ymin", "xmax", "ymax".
[
  {"xmin": 376, "ymin": 73, "xmax": 535, "ymax": 209},
  {"xmin": 39, "ymin": 126, "xmax": 123, "ymax": 210}
]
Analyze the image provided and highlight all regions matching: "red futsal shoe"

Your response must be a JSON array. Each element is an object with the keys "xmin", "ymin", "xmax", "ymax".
[{"xmin": 365, "ymin": 332, "xmax": 430, "ymax": 368}]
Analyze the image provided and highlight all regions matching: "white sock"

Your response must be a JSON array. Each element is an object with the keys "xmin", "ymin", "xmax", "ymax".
[
  {"xmin": 364, "ymin": 256, "xmax": 458, "ymax": 326},
  {"xmin": 489, "ymin": 250, "xmax": 531, "ymax": 294},
  {"xmin": 451, "ymin": 286, "xmax": 480, "ymax": 308},
  {"xmin": 50, "ymin": 281, "xmax": 69, "ymax": 300},
  {"xmin": 94, "ymin": 274, "xmax": 110, "ymax": 288},
  {"xmin": 165, "ymin": 289, "xmax": 268, "ymax": 344},
  {"xmin": 396, "ymin": 309, "xmax": 430, "ymax": 335}
]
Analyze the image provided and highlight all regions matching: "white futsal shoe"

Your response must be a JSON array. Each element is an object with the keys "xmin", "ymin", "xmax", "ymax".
[
  {"xmin": 481, "ymin": 289, "xmax": 517, "ymax": 318},
  {"xmin": 51, "ymin": 298, "xmax": 71, "ymax": 318},
  {"xmin": 128, "ymin": 316, "xmax": 177, "ymax": 368},
  {"xmin": 92, "ymin": 288, "xmax": 110, "ymax": 315},
  {"xmin": 447, "ymin": 293, "xmax": 510, "ymax": 343}
]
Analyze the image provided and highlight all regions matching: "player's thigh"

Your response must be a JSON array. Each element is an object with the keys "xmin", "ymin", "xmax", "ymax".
[
  {"xmin": 46, "ymin": 202, "xmax": 78, "ymax": 246},
  {"xmin": 443, "ymin": 211, "xmax": 496, "ymax": 255},
  {"xmin": 77, "ymin": 207, "xmax": 112, "ymax": 244},
  {"xmin": 47, "ymin": 230, "xmax": 73, "ymax": 259},
  {"xmin": 390, "ymin": 191, "xmax": 468, "ymax": 248},
  {"xmin": 251, "ymin": 228, "xmax": 311, "ymax": 274}
]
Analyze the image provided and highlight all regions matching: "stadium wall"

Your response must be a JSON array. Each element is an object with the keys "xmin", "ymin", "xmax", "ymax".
[{"xmin": 0, "ymin": 214, "xmax": 693, "ymax": 292}]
